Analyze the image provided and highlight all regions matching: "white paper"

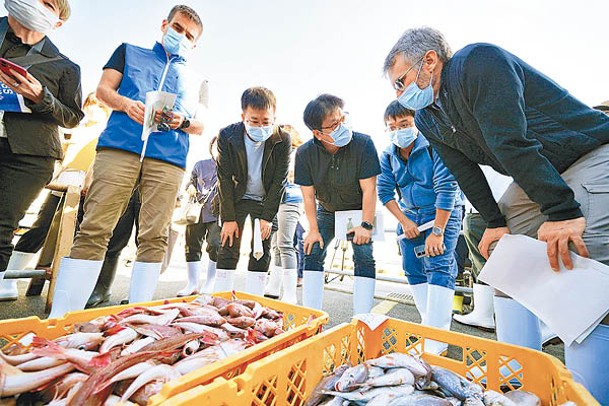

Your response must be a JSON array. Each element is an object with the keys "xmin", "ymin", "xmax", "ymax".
[
  {"xmin": 253, "ymin": 218, "xmax": 263, "ymax": 260},
  {"xmin": 0, "ymin": 83, "xmax": 32, "ymax": 113},
  {"xmin": 334, "ymin": 210, "xmax": 384, "ymax": 241},
  {"xmin": 354, "ymin": 313, "xmax": 389, "ymax": 331},
  {"xmin": 478, "ymin": 234, "xmax": 609, "ymax": 346},
  {"xmin": 140, "ymin": 90, "xmax": 177, "ymax": 161},
  {"xmin": 397, "ymin": 220, "xmax": 435, "ymax": 241}
]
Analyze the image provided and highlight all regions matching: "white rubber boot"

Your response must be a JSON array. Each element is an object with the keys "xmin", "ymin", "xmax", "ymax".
[
  {"xmin": 281, "ymin": 268, "xmax": 298, "ymax": 304},
  {"xmin": 353, "ymin": 276, "xmax": 376, "ymax": 315},
  {"xmin": 302, "ymin": 270, "xmax": 324, "ymax": 310},
  {"xmin": 494, "ymin": 296, "xmax": 541, "ymax": 351},
  {"xmin": 245, "ymin": 271, "xmax": 267, "ymax": 296},
  {"xmin": 0, "ymin": 251, "xmax": 35, "ymax": 301},
  {"xmin": 128, "ymin": 262, "xmax": 161, "ymax": 303},
  {"xmin": 48, "ymin": 257, "xmax": 103, "ymax": 319},
  {"xmin": 409, "ymin": 283, "xmax": 428, "ymax": 321},
  {"xmin": 200, "ymin": 260, "xmax": 217, "ymax": 294},
  {"xmin": 213, "ymin": 269, "xmax": 235, "ymax": 293},
  {"xmin": 423, "ymin": 284, "xmax": 454, "ymax": 355},
  {"xmin": 565, "ymin": 324, "xmax": 609, "ymax": 405},
  {"xmin": 453, "ymin": 283, "xmax": 495, "ymax": 330},
  {"xmin": 177, "ymin": 261, "xmax": 201, "ymax": 297},
  {"xmin": 264, "ymin": 266, "xmax": 282, "ymax": 299}
]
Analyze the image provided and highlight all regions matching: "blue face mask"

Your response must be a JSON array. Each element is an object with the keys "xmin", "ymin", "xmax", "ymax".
[
  {"xmin": 397, "ymin": 62, "xmax": 434, "ymax": 110},
  {"xmin": 163, "ymin": 27, "xmax": 192, "ymax": 57},
  {"xmin": 326, "ymin": 123, "xmax": 353, "ymax": 147},
  {"xmin": 390, "ymin": 127, "xmax": 418, "ymax": 148},
  {"xmin": 245, "ymin": 122, "xmax": 274, "ymax": 142}
]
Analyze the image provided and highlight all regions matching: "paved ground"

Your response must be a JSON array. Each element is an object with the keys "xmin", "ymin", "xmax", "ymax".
[{"xmin": 0, "ymin": 229, "xmax": 565, "ymax": 363}]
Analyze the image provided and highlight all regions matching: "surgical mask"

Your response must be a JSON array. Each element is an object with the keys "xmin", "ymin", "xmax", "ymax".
[
  {"xmin": 163, "ymin": 27, "xmax": 192, "ymax": 57},
  {"xmin": 245, "ymin": 122, "xmax": 274, "ymax": 142},
  {"xmin": 397, "ymin": 63, "xmax": 434, "ymax": 110},
  {"xmin": 390, "ymin": 127, "xmax": 418, "ymax": 148},
  {"xmin": 326, "ymin": 123, "xmax": 353, "ymax": 147},
  {"xmin": 4, "ymin": 0, "xmax": 60, "ymax": 35}
]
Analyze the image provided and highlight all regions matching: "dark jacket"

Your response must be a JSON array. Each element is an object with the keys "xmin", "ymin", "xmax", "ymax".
[
  {"xmin": 216, "ymin": 122, "xmax": 291, "ymax": 223},
  {"xmin": 1, "ymin": 17, "xmax": 84, "ymax": 159},
  {"xmin": 415, "ymin": 43, "xmax": 609, "ymax": 227}
]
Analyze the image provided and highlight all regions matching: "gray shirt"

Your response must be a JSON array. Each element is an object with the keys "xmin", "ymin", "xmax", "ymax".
[{"xmin": 242, "ymin": 133, "xmax": 266, "ymax": 201}]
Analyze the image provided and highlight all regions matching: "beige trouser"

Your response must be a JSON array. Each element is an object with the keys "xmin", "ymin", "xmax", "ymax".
[{"xmin": 71, "ymin": 149, "xmax": 184, "ymax": 263}]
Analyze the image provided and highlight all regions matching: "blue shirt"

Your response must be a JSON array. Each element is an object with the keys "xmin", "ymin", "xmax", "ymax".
[
  {"xmin": 189, "ymin": 158, "xmax": 217, "ymax": 223},
  {"xmin": 242, "ymin": 133, "xmax": 265, "ymax": 201},
  {"xmin": 377, "ymin": 134, "xmax": 463, "ymax": 215}
]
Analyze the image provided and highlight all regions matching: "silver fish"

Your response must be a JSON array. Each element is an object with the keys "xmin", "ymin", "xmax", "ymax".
[
  {"xmin": 483, "ymin": 390, "xmax": 517, "ymax": 406},
  {"xmin": 334, "ymin": 363, "xmax": 369, "ymax": 392},
  {"xmin": 431, "ymin": 366, "xmax": 484, "ymax": 401},
  {"xmin": 464, "ymin": 396, "xmax": 485, "ymax": 406},
  {"xmin": 388, "ymin": 393, "xmax": 454, "ymax": 405},
  {"xmin": 504, "ymin": 390, "xmax": 541, "ymax": 406},
  {"xmin": 323, "ymin": 385, "xmax": 414, "ymax": 402},
  {"xmin": 304, "ymin": 364, "xmax": 350, "ymax": 406},
  {"xmin": 357, "ymin": 367, "xmax": 415, "ymax": 388},
  {"xmin": 366, "ymin": 353, "xmax": 431, "ymax": 387}
]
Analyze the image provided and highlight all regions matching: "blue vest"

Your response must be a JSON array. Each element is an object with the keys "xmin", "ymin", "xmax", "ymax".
[{"xmin": 97, "ymin": 42, "xmax": 199, "ymax": 168}]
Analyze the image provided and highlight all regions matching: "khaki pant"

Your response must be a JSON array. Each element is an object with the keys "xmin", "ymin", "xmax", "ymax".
[{"xmin": 71, "ymin": 149, "xmax": 184, "ymax": 263}]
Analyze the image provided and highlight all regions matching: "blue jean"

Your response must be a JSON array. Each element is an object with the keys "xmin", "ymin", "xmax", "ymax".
[
  {"xmin": 398, "ymin": 206, "xmax": 462, "ymax": 289},
  {"xmin": 304, "ymin": 208, "xmax": 375, "ymax": 279},
  {"xmin": 294, "ymin": 221, "xmax": 305, "ymax": 278}
]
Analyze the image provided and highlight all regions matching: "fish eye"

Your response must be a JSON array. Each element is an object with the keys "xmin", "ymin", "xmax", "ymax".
[{"xmin": 78, "ymin": 345, "xmax": 86, "ymax": 350}]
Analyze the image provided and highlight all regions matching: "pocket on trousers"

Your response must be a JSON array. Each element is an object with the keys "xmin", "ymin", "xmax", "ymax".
[{"xmin": 582, "ymin": 182, "xmax": 609, "ymax": 235}]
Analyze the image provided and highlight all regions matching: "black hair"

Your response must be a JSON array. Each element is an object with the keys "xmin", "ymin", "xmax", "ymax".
[
  {"xmin": 303, "ymin": 94, "xmax": 344, "ymax": 131},
  {"xmin": 241, "ymin": 87, "xmax": 277, "ymax": 111},
  {"xmin": 383, "ymin": 100, "xmax": 414, "ymax": 123}
]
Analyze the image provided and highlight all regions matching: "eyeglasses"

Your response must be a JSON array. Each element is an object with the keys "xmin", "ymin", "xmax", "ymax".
[
  {"xmin": 318, "ymin": 112, "xmax": 349, "ymax": 135},
  {"xmin": 393, "ymin": 56, "xmax": 424, "ymax": 92},
  {"xmin": 245, "ymin": 119, "xmax": 274, "ymax": 127},
  {"xmin": 385, "ymin": 123, "xmax": 414, "ymax": 132}
]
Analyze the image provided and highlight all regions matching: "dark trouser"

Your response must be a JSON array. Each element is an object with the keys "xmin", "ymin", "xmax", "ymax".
[
  {"xmin": 0, "ymin": 138, "xmax": 54, "ymax": 272},
  {"xmin": 463, "ymin": 212, "xmax": 487, "ymax": 282},
  {"xmin": 304, "ymin": 208, "xmax": 376, "ymax": 279},
  {"xmin": 185, "ymin": 220, "xmax": 220, "ymax": 262},
  {"xmin": 217, "ymin": 199, "xmax": 277, "ymax": 272},
  {"xmin": 14, "ymin": 193, "xmax": 62, "ymax": 253},
  {"xmin": 105, "ymin": 189, "xmax": 140, "ymax": 259},
  {"xmin": 294, "ymin": 221, "xmax": 305, "ymax": 278}
]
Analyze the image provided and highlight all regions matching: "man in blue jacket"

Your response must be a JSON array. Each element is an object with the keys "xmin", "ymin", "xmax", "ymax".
[
  {"xmin": 49, "ymin": 5, "xmax": 207, "ymax": 318},
  {"xmin": 383, "ymin": 27, "xmax": 609, "ymax": 403},
  {"xmin": 377, "ymin": 100, "xmax": 463, "ymax": 354}
]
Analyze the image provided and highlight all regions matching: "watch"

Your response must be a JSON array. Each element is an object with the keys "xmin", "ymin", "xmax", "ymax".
[
  {"xmin": 432, "ymin": 226, "xmax": 444, "ymax": 237},
  {"xmin": 361, "ymin": 221, "xmax": 374, "ymax": 231},
  {"xmin": 179, "ymin": 118, "xmax": 191, "ymax": 130}
]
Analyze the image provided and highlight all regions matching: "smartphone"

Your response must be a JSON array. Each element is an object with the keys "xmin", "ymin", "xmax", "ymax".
[
  {"xmin": 346, "ymin": 231, "xmax": 355, "ymax": 242},
  {"xmin": 414, "ymin": 244, "xmax": 447, "ymax": 258},
  {"xmin": 0, "ymin": 58, "xmax": 28, "ymax": 79}
]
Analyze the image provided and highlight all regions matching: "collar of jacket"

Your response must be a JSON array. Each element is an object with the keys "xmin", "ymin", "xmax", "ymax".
[
  {"xmin": 153, "ymin": 41, "xmax": 186, "ymax": 63},
  {"xmin": 2, "ymin": 16, "xmax": 59, "ymax": 58}
]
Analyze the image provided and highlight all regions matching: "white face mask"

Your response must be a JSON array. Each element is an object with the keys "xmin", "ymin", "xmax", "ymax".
[{"xmin": 4, "ymin": 0, "xmax": 61, "ymax": 35}]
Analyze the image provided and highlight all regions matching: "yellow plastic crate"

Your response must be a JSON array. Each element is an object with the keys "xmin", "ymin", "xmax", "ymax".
[
  {"xmin": 0, "ymin": 292, "xmax": 328, "ymax": 405},
  {"xmin": 167, "ymin": 318, "xmax": 598, "ymax": 406}
]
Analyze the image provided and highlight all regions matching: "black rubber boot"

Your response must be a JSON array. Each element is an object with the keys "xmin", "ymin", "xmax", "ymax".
[{"xmin": 85, "ymin": 255, "xmax": 119, "ymax": 308}]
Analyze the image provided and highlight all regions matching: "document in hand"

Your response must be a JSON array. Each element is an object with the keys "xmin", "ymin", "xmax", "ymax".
[
  {"xmin": 253, "ymin": 218, "xmax": 264, "ymax": 260},
  {"xmin": 478, "ymin": 234, "xmax": 609, "ymax": 346},
  {"xmin": 0, "ymin": 83, "xmax": 32, "ymax": 113},
  {"xmin": 140, "ymin": 90, "xmax": 177, "ymax": 160},
  {"xmin": 334, "ymin": 210, "xmax": 385, "ymax": 242}
]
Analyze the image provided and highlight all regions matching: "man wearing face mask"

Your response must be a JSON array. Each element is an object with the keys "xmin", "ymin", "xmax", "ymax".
[
  {"xmin": 377, "ymin": 100, "xmax": 463, "ymax": 354},
  {"xmin": 0, "ymin": 0, "xmax": 83, "ymax": 293},
  {"xmin": 295, "ymin": 94, "xmax": 381, "ymax": 314},
  {"xmin": 384, "ymin": 27, "xmax": 609, "ymax": 402},
  {"xmin": 213, "ymin": 87, "xmax": 291, "ymax": 295},
  {"xmin": 48, "ymin": 5, "xmax": 207, "ymax": 318}
]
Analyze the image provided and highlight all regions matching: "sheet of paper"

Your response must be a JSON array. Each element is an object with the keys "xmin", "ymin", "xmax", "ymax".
[
  {"xmin": 478, "ymin": 234, "xmax": 609, "ymax": 346},
  {"xmin": 0, "ymin": 83, "xmax": 32, "ymax": 113},
  {"xmin": 354, "ymin": 313, "xmax": 389, "ymax": 331},
  {"xmin": 334, "ymin": 210, "xmax": 384, "ymax": 241},
  {"xmin": 253, "ymin": 218, "xmax": 263, "ymax": 260},
  {"xmin": 397, "ymin": 220, "xmax": 435, "ymax": 241},
  {"xmin": 140, "ymin": 90, "xmax": 177, "ymax": 160}
]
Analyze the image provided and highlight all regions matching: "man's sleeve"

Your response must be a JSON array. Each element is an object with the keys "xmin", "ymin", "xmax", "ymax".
[
  {"xmin": 103, "ymin": 43, "xmax": 127, "ymax": 73},
  {"xmin": 261, "ymin": 132, "xmax": 291, "ymax": 222},
  {"xmin": 216, "ymin": 131, "xmax": 236, "ymax": 222},
  {"xmin": 359, "ymin": 137, "xmax": 381, "ymax": 179},
  {"xmin": 462, "ymin": 45, "xmax": 582, "ymax": 222},
  {"xmin": 377, "ymin": 152, "xmax": 398, "ymax": 206},
  {"xmin": 294, "ymin": 146, "xmax": 313, "ymax": 186}
]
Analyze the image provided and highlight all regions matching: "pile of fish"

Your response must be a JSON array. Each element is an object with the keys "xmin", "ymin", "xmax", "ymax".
[
  {"xmin": 0, "ymin": 294, "xmax": 285, "ymax": 405},
  {"xmin": 305, "ymin": 352, "xmax": 575, "ymax": 406}
]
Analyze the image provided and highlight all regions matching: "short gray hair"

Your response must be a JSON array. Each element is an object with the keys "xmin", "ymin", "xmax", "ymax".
[{"xmin": 383, "ymin": 27, "xmax": 453, "ymax": 74}]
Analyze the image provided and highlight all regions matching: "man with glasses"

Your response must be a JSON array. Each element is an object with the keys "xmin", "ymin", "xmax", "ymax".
[
  {"xmin": 213, "ymin": 86, "xmax": 291, "ymax": 295},
  {"xmin": 383, "ymin": 27, "xmax": 609, "ymax": 403},
  {"xmin": 48, "ymin": 5, "xmax": 207, "ymax": 318},
  {"xmin": 295, "ymin": 94, "xmax": 381, "ymax": 314}
]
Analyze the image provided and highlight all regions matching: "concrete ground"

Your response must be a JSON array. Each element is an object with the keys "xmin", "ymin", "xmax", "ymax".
[{"xmin": 0, "ymin": 223, "xmax": 565, "ymax": 363}]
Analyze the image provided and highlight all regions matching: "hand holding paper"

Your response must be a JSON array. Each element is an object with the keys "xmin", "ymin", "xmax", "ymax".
[{"xmin": 478, "ymin": 234, "xmax": 609, "ymax": 346}]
